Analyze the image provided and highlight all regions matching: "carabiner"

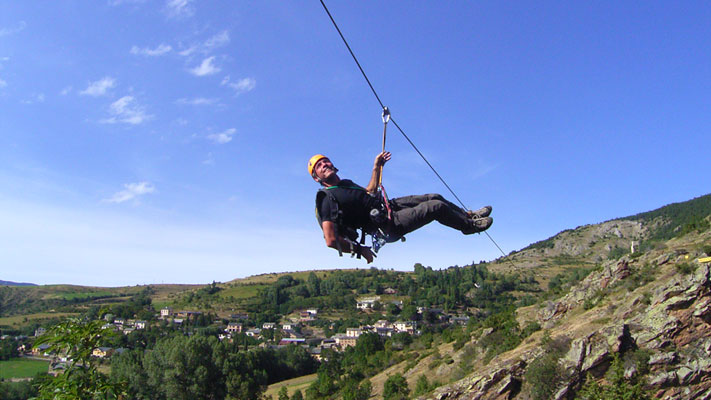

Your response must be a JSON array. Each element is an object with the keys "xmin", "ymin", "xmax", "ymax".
[{"xmin": 381, "ymin": 106, "xmax": 390, "ymax": 124}]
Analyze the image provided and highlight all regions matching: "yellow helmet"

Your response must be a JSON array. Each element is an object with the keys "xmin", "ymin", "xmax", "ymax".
[{"xmin": 307, "ymin": 154, "xmax": 328, "ymax": 177}]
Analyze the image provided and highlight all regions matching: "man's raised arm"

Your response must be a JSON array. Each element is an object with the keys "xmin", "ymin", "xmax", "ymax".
[{"xmin": 365, "ymin": 151, "xmax": 391, "ymax": 194}]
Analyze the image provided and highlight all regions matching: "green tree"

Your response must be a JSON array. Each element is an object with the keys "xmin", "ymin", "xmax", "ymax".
[
  {"xmin": 577, "ymin": 353, "xmax": 651, "ymax": 400},
  {"xmin": 414, "ymin": 374, "xmax": 431, "ymax": 396},
  {"xmin": 383, "ymin": 373, "xmax": 409, "ymax": 400},
  {"xmin": 278, "ymin": 385, "xmax": 289, "ymax": 400},
  {"xmin": 143, "ymin": 335, "xmax": 226, "ymax": 400},
  {"xmin": 291, "ymin": 389, "xmax": 304, "ymax": 400},
  {"xmin": 33, "ymin": 318, "xmax": 125, "ymax": 400}
]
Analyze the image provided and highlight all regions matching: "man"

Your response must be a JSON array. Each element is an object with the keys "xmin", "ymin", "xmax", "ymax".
[{"xmin": 309, "ymin": 152, "xmax": 493, "ymax": 263}]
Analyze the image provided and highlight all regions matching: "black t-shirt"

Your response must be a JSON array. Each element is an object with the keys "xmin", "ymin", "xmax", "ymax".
[{"xmin": 317, "ymin": 179, "xmax": 381, "ymax": 231}]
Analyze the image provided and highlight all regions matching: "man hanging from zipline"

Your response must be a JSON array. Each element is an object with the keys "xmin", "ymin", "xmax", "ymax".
[{"xmin": 308, "ymin": 152, "xmax": 493, "ymax": 263}]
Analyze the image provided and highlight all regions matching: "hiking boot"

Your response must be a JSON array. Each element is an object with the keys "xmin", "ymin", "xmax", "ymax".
[
  {"xmin": 462, "ymin": 217, "xmax": 493, "ymax": 235},
  {"xmin": 467, "ymin": 205, "xmax": 492, "ymax": 219}
]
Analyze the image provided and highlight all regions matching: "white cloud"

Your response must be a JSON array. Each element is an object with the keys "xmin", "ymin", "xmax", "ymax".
[
  {"xmin": 176, "ymin": 97, "xmax": 218, "ymax": 106},
  {"xmin": 108, "ymin": 0, "xmax": 147, "ymax": 5},
  {"xmin": 190, "ymin": 56, "xmax": 220, "ymax": 76},
  {"xmin": 100, "ymin": 96, "xmax": 152, "ymax": 125},
  {"xmin": 0, "ymin": 21, "xmax": 26, "ymax": 37},
  {"xmin": 21, "ymin": 93, "xmax": 46, "ymax": 104},
  {"xmin": 0, "ymin": 78, "xmax": 6, "ymax": 88},
  {"xmin": 178, "ymin": 31, "xmax": 229, "ymax": 58},
  {"xmin": 202, "ymin": 152, "xmax": 215, "ymax": 165},
  {"xmin": 104, "ymin": 181, "xmax": 155, "ymax": 204},
  {"xmin": 205, "ymin": 30, "xmax": 230, "ymax": 49},
  {"xmin": 221, "ymin": 76, "xmax": 256, "ymax": 94},
  {"xmin": 165, "ymin": 0, "xmax": 194, "ymax": 18},
  {"xmin": 207, "ymin": 128, "xmax": 236, "ymax": 144},
  {"xmin": 178, "ymin": 45, "xmax": 197, "ymax": 57},
  {"xmin": 130, "ymin": 43, "xmax": 172, "ymax": 56},
  {"xmin": 60, "ymin": 86, "xmax": 72, "ymax": 95},
  {"xmin": 80, "ymin": 77, "xmax": 116, "ymax": 97}
]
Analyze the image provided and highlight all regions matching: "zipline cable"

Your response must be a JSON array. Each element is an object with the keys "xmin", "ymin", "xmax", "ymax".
[{"xmin": 318, "ymin": 0, "xmax": 517, "ymax": 269}]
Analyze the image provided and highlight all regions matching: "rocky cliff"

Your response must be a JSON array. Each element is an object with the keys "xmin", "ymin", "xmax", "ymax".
[{"xmin": 411, "ymin": 237, "xmax": 711, "ymax": 399}]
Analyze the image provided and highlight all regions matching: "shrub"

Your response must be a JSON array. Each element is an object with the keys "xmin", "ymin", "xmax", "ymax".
[
  {"xmin": 383, "ymin": 373, "xmax": 409, "ymax": 400},
  {"xmin": 576, "ymin": 352, "xmax": 651, "ymax": 400},
  {"xmin": 608, "ymin": 246, "xmax": 627, "ymax": 260},
  {"xmin": 675, "ymin": 262, "xmax": 696, "ymax": 275},
  {"xmin": 524, "ymin": 332, "xmax": 570, "ymax": 400}
]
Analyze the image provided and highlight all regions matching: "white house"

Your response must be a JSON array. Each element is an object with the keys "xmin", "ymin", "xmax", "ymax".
[
  {"xmin": 346, "ymin": 327, "xmax": 363, "ymax": 338},
  {"xmin": 394, "ymin": 321, "xmax": 416, "ymax": 334},
  {"xmin": 356, "ymin": 297, "xmax": 380, "ymax": 310}
]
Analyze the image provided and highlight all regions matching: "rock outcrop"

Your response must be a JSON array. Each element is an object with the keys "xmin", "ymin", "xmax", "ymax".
[{"xmin": 420, "ymin": 257, "xmax": 711, "ymax": 399}]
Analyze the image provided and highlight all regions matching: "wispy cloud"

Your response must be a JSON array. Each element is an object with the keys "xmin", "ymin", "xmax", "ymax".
[
  {"xmin": 204, "ymin": 30, "xmax": 229, "ymax": 49},
  {"xmin": 21, "ymin": 93, "xmax": 46, "ymax": 104},
  {"xmin": 207, "ymin": 128, "xmax": 236, "ymax": 144},
  {"xmin": 190, "ymin": 56, "xmax": 220, "ymax": 76},
  {"xmin": 470, "ymin": 161, "xmax": 499, "ymax": 180},
  {"xmin": 60, "ymin": 86, "xmax": 72, "ymax": 95},
  {"xmin": 178, "ymin": 30, "xmax": 229, "ymax": 58},
  {"xmin": 202, "ymin": 152, "xmax": 215, "ymax": 165},
  {"xmin": 80, "ymin": 77, "xmax": 116, "ymax": 97},
  {"xmin": 0, "ymin": 21, "xmax": 26, "ymax": 37},
  {"xmin": 104, "ymin": 181, "xmax": 155, "ymax": 204},
  {"xmin": 130, "ymin": 43, "xmax": 172, "ymax": 56},
  {"xmin": 100, "ymin": 96, "xmax": 151, "ymax": 125},
  {"xmin": 221, "ymin": 76, "xmax": 256, "ymax": 95},
  {"xmin": 108, "ymin": 0, "xmax": 147, "ymax": 6},
  {"xmin": 176, "ymin": 97, "xmax": 219, "ymax": 106},
  {"xmin": 165, "ymin": 0, "xmax": 194, "ymax": 18},
  {"xmin": 0, "ymin": 78, "xmax": 6, "ymax": 88}
]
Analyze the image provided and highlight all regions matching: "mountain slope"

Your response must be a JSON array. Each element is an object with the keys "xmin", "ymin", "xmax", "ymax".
[{"xmin": 368, "ymin": 194, "xmax": 711, "ymax": 399}]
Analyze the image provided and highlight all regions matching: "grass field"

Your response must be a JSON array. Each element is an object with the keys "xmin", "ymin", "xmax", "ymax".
[
  {"xmin": 218, "ymin": 284, "xmax": 267, "ymax": 300},
  {"xmin": 264, "ymin": 373, "xmax": 317, "ymax": 398},
  {"xmin": 0, "ymin": 312, "xmax": 79, "ymax": 328},
  {"xmin": 0, "ymin": 358, "xmax": 49, "ymax": 379}
]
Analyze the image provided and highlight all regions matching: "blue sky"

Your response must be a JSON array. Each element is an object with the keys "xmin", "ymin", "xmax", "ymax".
[{"xmin": 1, "ymin": 2, "xmax": 709, "ymax": 286}]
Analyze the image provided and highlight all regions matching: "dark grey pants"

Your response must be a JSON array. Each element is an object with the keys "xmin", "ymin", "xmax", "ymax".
[{"xmin": 388, "ymin": 194, "xmax": 470, "ymax": 237}]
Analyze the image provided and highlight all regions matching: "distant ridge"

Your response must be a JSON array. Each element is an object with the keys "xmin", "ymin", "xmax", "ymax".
[{"xmin": 0, "ymin": 280, "xmax": 37, "ymax": 286}]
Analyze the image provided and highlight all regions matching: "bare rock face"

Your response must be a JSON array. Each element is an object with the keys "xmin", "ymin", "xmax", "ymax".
[{"xmin": 420, "ymin": 261, "xmax": 711, "ymax": 400}]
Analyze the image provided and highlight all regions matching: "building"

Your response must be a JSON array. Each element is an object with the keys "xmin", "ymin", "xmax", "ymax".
[
  {"xmin": 333, "ymin": 334, "xmax": 357, "ymax": 349},
  {"xmin": 300, "ymin": 310, "xmax": 317, "ymax": 322},
  {"xmin": 246, "ymin": 328, "xmax": 262, "ymax": 337},
  {"xmin": 346, "ymin": 327, "xmax": 363, "ymax": 338},
  {"xmin": 282, "ymin": 329, "xmax": 303, "ymax": 339},
  {"xmin": 383, "ymin": 287, "xmax": 398, "ymax": 294},
  {"xmin": 279, "ymin": 338, "xmax": 306, "ymax": 346},
  {"xmin": 160, "ymin": 307, "xmax": 173, "ymax": 318},
  {"xmin": 356, "ymin": 297, "xmax": 380, "ymax": 310},
  {"xmin": 262, "ymin": 322, "xmax": 276, "ymax": 329},
  {"xmin": 226, "ymin": 323, "xmax": 243, "ymax": 334},
  {"xmin": 374, "ymin": 320, "xmax": 390, "ymax": 329},
  {"xmin": 394, "ymin": 321, "xmax": 417, "ymax": 334},
  {"xmin": 176, "ymin": 311, "xmax": 202, "ymax": 320},
  {"xmin": 92, "ymin": 347, "xmax": 114, "ymax": 358},
  {"xmin": 135, "ymin": 321, "xmax": 147, "ymax": 329}
]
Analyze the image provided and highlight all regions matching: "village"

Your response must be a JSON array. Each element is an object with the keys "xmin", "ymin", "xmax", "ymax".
[{"xmin": 6, "ymin": 293, "xmax": 472, "ymax": 372}]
